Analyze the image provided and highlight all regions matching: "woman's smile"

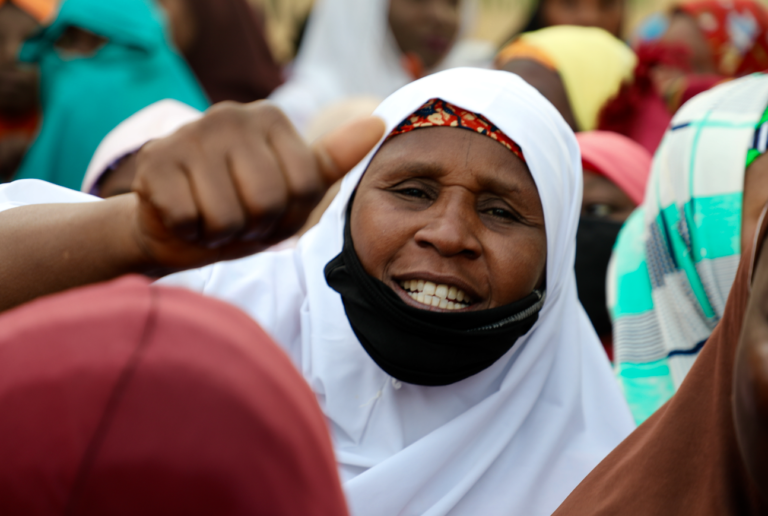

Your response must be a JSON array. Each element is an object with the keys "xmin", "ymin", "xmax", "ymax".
[
  {"xmin": 391, "ymin": 274, "xmax": 477, "ymax": 312},
  {"xmin": 400, "ymin": 279, "xmax": 472, "ymax": 310}
]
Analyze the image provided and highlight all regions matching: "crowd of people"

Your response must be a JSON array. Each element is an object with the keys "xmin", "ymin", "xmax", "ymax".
[{"xmin": 1, "ymin": 0, "xmax": 768, "ymax": 514}]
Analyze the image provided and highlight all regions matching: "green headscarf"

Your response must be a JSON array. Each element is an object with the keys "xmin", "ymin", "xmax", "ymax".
[{"xmin": 14, "ymin": 0, "xmax": 209, "ymax": 190}]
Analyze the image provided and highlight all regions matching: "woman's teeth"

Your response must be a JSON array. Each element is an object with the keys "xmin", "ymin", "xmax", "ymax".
[{"xmin": 399, "ymin": 280, "xmax": 472, "ymax": 310}]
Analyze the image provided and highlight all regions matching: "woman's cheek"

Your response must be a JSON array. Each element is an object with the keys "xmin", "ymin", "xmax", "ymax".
[
  {"xmin": 492, "ymin": 235, "xmax": 547, "ymax": 303},
  {"xmin": 352, "ymin": 200, "xmax": 410, "ymax": 279}
]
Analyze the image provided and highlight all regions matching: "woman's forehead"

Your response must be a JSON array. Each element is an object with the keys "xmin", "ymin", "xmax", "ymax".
[{"xmin": 365, "ymin": 127, "xmax": 537, "ymax": 198}]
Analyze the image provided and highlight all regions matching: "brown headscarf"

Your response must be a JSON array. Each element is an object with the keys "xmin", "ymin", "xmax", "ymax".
[
  {"xmin": 0, "ymin": 275, "xmax": 348, "ymax": 516},
  {"xmin": 182, "ymin": 0, "xmax": 282, "ymax": 104},
  {"xmin": 553, "ymin": 214, "xmax": 768, "ymax": 515}
]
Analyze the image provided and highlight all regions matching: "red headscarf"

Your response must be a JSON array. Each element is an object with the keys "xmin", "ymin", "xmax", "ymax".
[
  {"xmin": 679, "ymin": 0, "xmax": 768, "ymax": 76},
  {"xmin": 0, "ymin": 276, "xmax": 348, "ymax": 516},
  {"xmin": 576, "ymin": 130, "xmax": 653, "ymax": 205}
]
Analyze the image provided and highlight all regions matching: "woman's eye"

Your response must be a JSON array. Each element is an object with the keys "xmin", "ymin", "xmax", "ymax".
[
  {"xmin": 483, "ymin": 207, "xmax": 516, "ymax": 220},
  {"xmin": 397, "ymin": 187, "xmax": 429, "ymax": 199},
  {"xmin": 585, "ymin": 203, "xmax": 613, "ymax": 217}
]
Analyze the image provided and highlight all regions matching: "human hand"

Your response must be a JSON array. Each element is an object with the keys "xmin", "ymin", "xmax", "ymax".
[{"xmin": 128, "ymin": 100, "xmax": 385, "ymax": 272}]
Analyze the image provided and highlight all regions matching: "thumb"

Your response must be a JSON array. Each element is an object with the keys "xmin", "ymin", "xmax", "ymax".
[{"xmin": 313, "ymin": 116, "xmax": 386, "ymax": 185}]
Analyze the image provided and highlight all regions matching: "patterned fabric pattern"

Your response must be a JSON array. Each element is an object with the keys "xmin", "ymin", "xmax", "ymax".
[
  {"xmin": 679, "ymin": 0, "xmax": 768, "ymax": 77},
  {"xmin": 747, "ymin": 105, "xmax": 768, "ymax": 166},
  {"xmin": 387, "ymin": 98, "xmax": 526, "ymax": 163},
  {"xmin": 608, "ymin": 73, "xmax": 768, "ymax": 424}
]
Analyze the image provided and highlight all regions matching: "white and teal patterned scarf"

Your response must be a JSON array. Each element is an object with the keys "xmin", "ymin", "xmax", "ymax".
[{"xmin": 608, "ymin": 73, "xmax": 768, "ymax": 424}]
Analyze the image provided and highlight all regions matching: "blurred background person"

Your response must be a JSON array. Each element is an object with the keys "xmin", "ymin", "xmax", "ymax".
[
  {"xmin": 602, "ymin": 0, "xmax": 768, "ymax": 154},
  {"xmin": 515, "ymin": 0, "xmax": 625, "ymax": 38},
  {"xmin": 575, "ymin": 131, "xmax": 652, "ymax": 360},
  {"xmin": 0, "ymin": 276, "xmax": 349, "ymax": 516},
  {"xmin": 269, "ymin": 0, "xmax": 469, "ymax": 135},
  {"xmin": 609, "ymin": 77, "xmax": 768, "ymax": 424},
  {"xmin": 157, "ymin": 0, "xmax": 283, "ymax": 104},
  {"xmin": 635, "ymin": 0, "xmax": 768, "ymax": 79},
  {"xmin": 0, "ymin": 0, "xmax": 53, "ymax": 182},
  {"xmin": 495, "ymin": 26, "xmax": 637, "ymax": 132},
  {"xmin": 252, "ymin": 0, "xmax": 314, "ymax": 66},
  {"xmin": 12, "ymin": 0, "xmax": 208, "ymax": 191}
]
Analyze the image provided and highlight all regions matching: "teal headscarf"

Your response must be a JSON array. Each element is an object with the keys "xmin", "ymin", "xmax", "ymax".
[
  {"xmin": 608, "ymin": 74, "xmax": 768, "ymax": 424},
  {"xmin": 14, "ymin": 0, "xmax": 209, "ymax": 190}
]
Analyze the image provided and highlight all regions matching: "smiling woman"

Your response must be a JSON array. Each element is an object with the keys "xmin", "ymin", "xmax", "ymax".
[
  {"xmin": 153, "ymin": 68, "xmax": 634, "ymax": 514},
  {"xmin": 0, "ymin": 68, "xmax": 634, "ymax": 515}
]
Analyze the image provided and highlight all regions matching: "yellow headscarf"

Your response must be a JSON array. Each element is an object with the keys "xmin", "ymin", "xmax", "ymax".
[{"xmin": 497, "ymin": 26, "xmax": 637, "ymax": 131}]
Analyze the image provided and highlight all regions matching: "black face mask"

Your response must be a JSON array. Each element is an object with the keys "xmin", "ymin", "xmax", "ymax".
[
  {"xmin": 324, "ymin": 200, "xmax": 546, "ymax": 387},
  {"xmin": 574, "ymin": 217, "xmax": 623, "ymax": 337}
]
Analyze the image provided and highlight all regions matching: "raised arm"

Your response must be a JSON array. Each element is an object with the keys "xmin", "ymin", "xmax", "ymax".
[{"xmin": 0, "ymin": 101, "xmax": 385, "ymax": 312}]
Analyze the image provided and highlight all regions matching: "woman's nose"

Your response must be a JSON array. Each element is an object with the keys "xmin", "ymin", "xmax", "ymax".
[{"xmin": 413, "ymin": 195, "xmax": 482, "ymax": 258}]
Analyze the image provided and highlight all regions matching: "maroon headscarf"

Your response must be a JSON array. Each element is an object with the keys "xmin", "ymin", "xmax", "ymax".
[
  {"xmin": 553, "ymin": 211, "xmax": 768, "ymax": 515},
  {"xmin": 182, "ymin": 0, "xmax": 283, "ymax": 104},
  {"xmin": 0, "ymin": 275, "xmax": 348, "ymax": 516}
]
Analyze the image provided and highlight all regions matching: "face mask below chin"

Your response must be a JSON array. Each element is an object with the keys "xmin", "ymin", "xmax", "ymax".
[
  {"xmin": 324, "ymin": 197, "xmax": 547, "ymax": 387},
  {"xmin": 574, "ymin": 216, "xmax": 624, "ymax": 338}
]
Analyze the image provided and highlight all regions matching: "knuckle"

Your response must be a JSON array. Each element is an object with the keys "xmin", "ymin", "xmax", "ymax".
[
  {"xmin": 244, "ymin": 190, "xmax": 288, "ymax": 222},
  {"xmin": 289, "ymin": 174, "xmax": 324, "ymax": 204},
  {"xmin": 198, "ymin": 103, "xmax": 249, "ymax": 134},
  {"xmin": 207, "ymin": 100, "xmax": 243, "ymax": 114},
  {"xmin": 158, "ymin": 203, "xmax": 198, "ymax": 232},
  {"xmin": 134, "ymin": 148, "xmax": 165, "ymax": 182},
  {"xmin": 248, "ymin": 101, "xmax": 292, "ymax": 130},
  {"xmin": 205, "ymin": 211, "xmax": 246, "ymax": 237}
]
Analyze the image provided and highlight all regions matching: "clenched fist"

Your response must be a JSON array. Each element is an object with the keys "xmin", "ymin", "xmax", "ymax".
[{"xmin": 129, "ymin": 101, "xmax": 385, "ymax": 271}]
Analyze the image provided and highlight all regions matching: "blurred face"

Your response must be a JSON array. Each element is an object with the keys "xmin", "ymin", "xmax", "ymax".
[
  {"xmin": 0, "ymin": 4, "xmax": 39, "ymax": 116},
  {"xmin": 661, "ymin": 12, "xmax": 716, "ymax": 74},
  {"xmin": 351, "ymin": 127, "xmax": 547, "ymax": 313},
  {"xmin": 541, "ymin": 0, "xmax": 624, "ymax": 37},
  {"xmin": 581, "ymin": 169, "xmax": 636, "ymax": 222},
  {"xmin": 388, "ymin": 0, "xmax": 461, "ymax": 70}
]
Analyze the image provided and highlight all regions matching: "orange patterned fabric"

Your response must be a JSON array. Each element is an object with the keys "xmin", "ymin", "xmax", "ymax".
[
  {"xmin": 0, "ymin": 0, "xmax": 58, "ymax": 23},
  {"xmin": 387, "ymin": 98, "xmax": 526, "ymax": 163}
]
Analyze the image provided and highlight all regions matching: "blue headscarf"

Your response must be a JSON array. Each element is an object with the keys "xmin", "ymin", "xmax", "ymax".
[{"xmin": 14, "ymin": 0, "xmax": 209, "ymax": 190}]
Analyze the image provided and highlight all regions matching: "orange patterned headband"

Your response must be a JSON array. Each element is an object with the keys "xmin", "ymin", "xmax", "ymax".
[
  {"xmin": 0, "ymin": 0, "xmax": 58, "ymax": 23},
  {"xmin": 387, "ymin": 99, "xmax": 526, "ymax": 163}
]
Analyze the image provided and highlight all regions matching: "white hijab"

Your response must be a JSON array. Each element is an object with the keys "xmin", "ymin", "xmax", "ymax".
[
  {"xmin": 157, "ymin": 68, "xmax": 635, "ymax": 515},
  {"xmin": 269, "ymin": 0, "xmax": 477, "ymax": 135}
]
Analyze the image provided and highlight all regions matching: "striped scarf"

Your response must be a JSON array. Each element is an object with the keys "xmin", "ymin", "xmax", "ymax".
[{"xmin": 608, "ymin": 73, "xmax": 768, "ymax": 424}]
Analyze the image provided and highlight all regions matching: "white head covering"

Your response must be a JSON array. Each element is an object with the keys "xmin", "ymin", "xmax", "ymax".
[
  {"xmin": 269, "ymin": 0, "xmax": 478, "ymax": 135},
  {"xmin": 158, "ymin": 67, "xmax": 635, "ymax": 515}
]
